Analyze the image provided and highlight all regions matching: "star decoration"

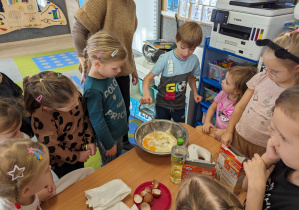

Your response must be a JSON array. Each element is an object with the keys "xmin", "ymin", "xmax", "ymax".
[
  {"xmin": 7, "ymin": 165, "xmax": 25, "ymax": 181},
  {"xmin": 28, "ymin": 147, "xmax": 35, "ymax": 154},
  {"xmin": 113, "ymin": 94, "xmax": 116, "ymax": 100}
]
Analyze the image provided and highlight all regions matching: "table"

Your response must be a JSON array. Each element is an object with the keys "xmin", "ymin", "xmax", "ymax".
[{"xmin": 42, "ymin": 123, "xmax": 246, "ymax": 209}]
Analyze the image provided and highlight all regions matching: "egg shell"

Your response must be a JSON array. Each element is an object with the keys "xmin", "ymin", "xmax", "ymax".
[{"xmin": 143, "ymin": 193, "xmax": 153, "ymax": 203}]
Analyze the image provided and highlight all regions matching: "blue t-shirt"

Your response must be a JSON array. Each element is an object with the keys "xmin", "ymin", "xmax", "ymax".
[
  {"xmin": 151, "ymin": 50, "xmax": 200, "ymax": 109},
  {"xmin": 83, "ymin": 76, "xmax": 128, "ymax": 150}
]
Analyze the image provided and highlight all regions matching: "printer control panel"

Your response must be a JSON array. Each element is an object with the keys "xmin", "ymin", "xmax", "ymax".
[{"xmin": 211, "ymin": 9, "xmax": 229, "ymax": 32}]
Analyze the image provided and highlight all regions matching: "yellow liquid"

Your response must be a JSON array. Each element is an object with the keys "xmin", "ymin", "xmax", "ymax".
[{"xmin": 170, "ymin": 165, "xmax": 183, "ymax": 184}]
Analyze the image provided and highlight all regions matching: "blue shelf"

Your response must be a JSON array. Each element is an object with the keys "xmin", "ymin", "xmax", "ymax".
[
  {"xmin": 200, "ymin": 101, "xmax": 211, "ymax": 109},
  {"xmin": 202, "ymin": 77, "xmax": 222, "ymax": 89},
  {"xmin": 207, "ymin": 45, "xmax": 259, "ymax": 64}
]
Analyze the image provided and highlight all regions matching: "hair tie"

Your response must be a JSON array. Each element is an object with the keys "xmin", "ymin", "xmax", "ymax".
[
  {"xmin": 28, "ymin": 77, "xmax": 32, "ymax": 81},
  {"xmin": 7, "ymin": 165, "xmax": 25, "ymax": 181},
  {"xmin": 284, "ymin": 32, "xmax": 290, "ymax": 37},
  {"xmin": 57, "ymin": 72, "xmax": 62, "ymax": 77},
  {"xmin": 97, "ymin": 51, "xmax": 104, "ymax": 58},
  {"xmin": 111, "ymin": 49, "xmax": 118, "ymax": 57},
  {"xmin": 28, "ymin": 147, "xmax": 44, "ymax": 160},
  {"xmin": 14, "ymin": 203, "xmax": 21, "ymax": 209},
  {"xmin": 35, "ymin": 95, "xmax": 43, "ymax": 103}
]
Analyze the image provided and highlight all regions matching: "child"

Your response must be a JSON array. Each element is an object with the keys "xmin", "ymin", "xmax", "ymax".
[
  {"xmin": 200, "ymin": 66, "xmax": 256, "ymax": 140},
  {"xmin": 0, "ymin": 99, "xmax": 95, "ymax": 201},
  {"xmin": 176, "ymin": 174, "xmax": 242, "ymax": 210},
  {"xmin": 221, "ymin": 29, "xmax": 299, "ymax": 158},
  {"xmin": 0, "ymin": 73, "xmax": 34, "ymax": 137},
  {"xmin": 23, "ymin": 71, "xmax": 96, "ymax": 178},
  {"xmin": 0, "ymin": 139, "xmax": 53, "ymax": 209},
  {"xmin": 83, "ymin": 31, "xmax": 128, "ymax": 166},
  {"xmin": 242, "ymin": 85, "xmax": 299, "ymax": 209},
  {"xmin": 140, "ymin": 22, "xmax": 203, "ymax": 122}
]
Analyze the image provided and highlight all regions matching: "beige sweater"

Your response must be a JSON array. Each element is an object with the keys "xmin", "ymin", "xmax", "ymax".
[{"xmin": 74, "ymin": 0, "xmax": 138, "ymax": 77}]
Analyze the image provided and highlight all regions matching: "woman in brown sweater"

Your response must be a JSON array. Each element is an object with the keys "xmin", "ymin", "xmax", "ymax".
[{"xmin": 72, "ymin": 0, "xmax": 138, "ymax": 150}]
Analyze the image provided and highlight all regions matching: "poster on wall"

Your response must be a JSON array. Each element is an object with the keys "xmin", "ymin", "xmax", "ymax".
[
  {"xmin": 190, "ymin": 4, "xmax": 202, "ymax": 21},
  {"xmin": 0, "ymin": 0, "xmax": 67, "ymax": 35},
  {"xmin": 167, "ymin": 0, "xmax": 179, "ymax": 13}
]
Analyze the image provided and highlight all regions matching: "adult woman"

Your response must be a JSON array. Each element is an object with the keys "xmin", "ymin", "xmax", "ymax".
[{"xmin": 72, "ymin": 0, "xmax": 138, "ymax": 150}]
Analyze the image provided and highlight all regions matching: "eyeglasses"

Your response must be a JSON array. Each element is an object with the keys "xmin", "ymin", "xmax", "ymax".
[{"xmin": 261, "ymin": 65, "xmax": 278, "ymax": 78}]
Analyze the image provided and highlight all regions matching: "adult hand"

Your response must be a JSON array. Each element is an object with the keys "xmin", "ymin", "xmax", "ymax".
[
  {"xmin": 132, "ymin": 69, "xmax": 138, "ymax": 85},
  {"xmin": 87, "ymin": 143, "xmax": 96, "ymax": 156},
  {"xmin": 105, "ymin": 144, "xmax": 117, "ymax": 156},
  {"xmin": 78, "ymin": 150, "xmax": 91, "ymax": 162},
  {"xmin": 214, "ymin": 129, "xmax": 226, "ymax": 141},
  {"xmin": 194, "ymin": 94, "xmax": 203, "ymax": 103},
  {"xmin": 221, "ymin": 131, "xmax": 233, "ymax": 146},
  {"xmin": 202, "ymin": 122, "xmax": 214, "ymax": 134}
]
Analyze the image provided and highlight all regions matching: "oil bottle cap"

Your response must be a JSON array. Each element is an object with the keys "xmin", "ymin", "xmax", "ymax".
[{"xmin": 177, "ymin": 138, "xmax": 184, "ymax": 146}]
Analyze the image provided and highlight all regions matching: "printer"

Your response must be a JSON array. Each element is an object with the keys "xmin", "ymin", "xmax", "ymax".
[{"xmin": 210, "ymin": 0, "xmax": 295, "ymax": 61}]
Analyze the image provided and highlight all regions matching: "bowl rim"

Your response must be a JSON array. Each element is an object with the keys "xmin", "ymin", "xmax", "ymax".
[{"xmin": 134, "ymin": 119, "xmax": 189, "ymax": 155}]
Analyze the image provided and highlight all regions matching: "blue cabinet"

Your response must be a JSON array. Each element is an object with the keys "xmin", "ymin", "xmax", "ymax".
[{"xmin": 193, "ymin": 37, "xmax": 258, "ymax": 127}]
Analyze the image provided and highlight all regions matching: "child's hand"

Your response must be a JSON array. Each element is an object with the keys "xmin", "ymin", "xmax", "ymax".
[
  {"xmin": 221, "ymin": 131, "xmax": 233, "ymax": 145},
  {"xmin": 214, "ymin": 129, "xmax": 226, "ymax": 141},
  {"xmin": 194, "ymin": 94, "xmax": 203, "ymax": 103},
  {"xmin": 78, "ymin": 150, "xmax": 91, "ymax": 162},
  {"xmin": 202, "ymin": 122, "xmax": 214, "ymax": 134},
  {"xmin": 105, "ymin": 144, "xmax": 117, "ymax": 156},
  {"xmin": 47, "ymin": 179, "xmax": 56, "ymax": 198},
  {"xmin": 244, "ymin": 154, "xmax": 275, "ymax": 190},
  {"xmin": 265, "ymin": 138, "xmax": 281, "ymax": 163},
  {"xmin": 132, "ymin": 69, "xmax": 138, "ymax": 85},
  {"xmin": 140, "ymin": 95, "xmax": 152, "ymax": 104},
  {"xmin": 87, "ymin": 143, "xmax": 96, "ymax": 156},
  {"xmin": 37, "ymin": 188, "xmax": 52, "ymax": 202}
]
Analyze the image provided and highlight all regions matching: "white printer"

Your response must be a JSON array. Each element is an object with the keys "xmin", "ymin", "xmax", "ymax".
[{"xmin": 210, "ymin": 0, "xmax": 295, "ymax": 61}]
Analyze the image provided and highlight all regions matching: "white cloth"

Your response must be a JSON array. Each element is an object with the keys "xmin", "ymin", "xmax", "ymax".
[
  {"xmin": 85, "ymin": 179, "xmax": 131, "ymax": 210},
  {"xmin": 0, "ymin": 194, "xmax": 41, "ymax": 210}
]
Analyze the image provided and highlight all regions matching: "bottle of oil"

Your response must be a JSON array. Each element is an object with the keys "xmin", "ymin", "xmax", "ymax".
[{"xmin": 170, "ymin": 138, "xmax": 188, "ymax": 184}]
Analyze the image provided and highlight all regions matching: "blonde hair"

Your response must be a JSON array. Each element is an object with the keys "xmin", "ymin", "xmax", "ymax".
[
  {"xmin": 264, "ymin": 29, "xmax": 299, "ymax": 83},
  {"xmin": 275, "ymin": 85, "xmax": 299, "ymax": 121},
  {"xmin": 83, "ymin": 30, "xmax": 127, "ymax": 74},
  {"xmin": 175, "ymin": 174, "xmax": 242, "ymax": 210},
  {"xmin": 227, "ymin": 66, "xmax": 257, "ymax": 104},
  {"xmin": 176, "ymin": 22, "xmax": 203, "ymax": 48},
  {"xmin": 0, "ymin": 98, "xmax": 23, "ymax": 134},
  {"xmin": 23, "ymin": 71, "xmax": 78, "ymax": 114},
  {"xmin": 0, "ymin": 139, "xmax": 48, "ymax": 204}
]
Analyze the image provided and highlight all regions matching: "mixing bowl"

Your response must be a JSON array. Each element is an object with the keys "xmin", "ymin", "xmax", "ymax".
[{"xmin": 134, "ymin": 120, "xmax": 189, "ymax": 155}]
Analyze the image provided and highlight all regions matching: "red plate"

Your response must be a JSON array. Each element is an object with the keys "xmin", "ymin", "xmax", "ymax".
[{"xmin": 133, "ymin": 181, "xmax": 172, "ymax": 210}]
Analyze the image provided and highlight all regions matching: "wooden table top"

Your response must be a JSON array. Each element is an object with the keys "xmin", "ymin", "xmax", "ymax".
[{"xmin": 41, "ymin": 123, "xmax": 246, "ymax": 210}]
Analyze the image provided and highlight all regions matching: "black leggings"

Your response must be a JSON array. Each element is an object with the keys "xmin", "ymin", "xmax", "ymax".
[
  {"xmin": 53, "ymin": 161, "xmax": 84, "ymax": 178},
  {"xmin": 115, "ymin": 75, "xmax": 130, "ymax": 143}
]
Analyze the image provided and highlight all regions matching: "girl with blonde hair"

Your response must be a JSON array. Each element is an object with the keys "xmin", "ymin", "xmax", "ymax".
[
  {"xmin": 176, "ymin": 174, "xmax": 242, "ymax": 210},
  {"xmin": 83, "ymin": 30, "xmax": 128, "ymax": 166},
  {"xmin": 23, "ymin": 71, "xmax": 96, "ymax": 178},
  {"xmin": 0, "ymin": 139, "xmax": 52, "ymax": 209}
]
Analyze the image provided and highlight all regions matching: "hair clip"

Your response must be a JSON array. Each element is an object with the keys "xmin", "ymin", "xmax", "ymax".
[
  {"xmin": 295, "ymin": 28, "xmax": 299, "ymax": 33},
  {"xmin": 28, "ymin": 77, "xmax": 32, "ymax": 81},
  {"xmin": 97, "ymin": 51, "xmax": 104, "ymax": 58},
  {"xmin": 7, "ymin": 165, "xmax": 25, "ymax": 181},
  {"xmin": 28, "ymin": 147, "xmax": 44, "ymax": 160},
  {"xmin": 111, "ymin": 49, "xmax": 118, "ymax": 57},
  {"xmin": 14, "ymin": 203, "xmax": 21, "ymax": 209},
  {"xmin": 57, "ymin": 72, "xmax": 62, "ymax": 77},
  {"xmin": 35, "ymin": 95, "xmax": 43, "ymax": 103},
  {"xmin": 284, "ymin": 32, "xmax": 290, "ymax": 37}
]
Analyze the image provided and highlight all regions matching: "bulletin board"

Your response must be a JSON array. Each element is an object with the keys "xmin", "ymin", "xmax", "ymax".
[{"xmin": 0, "ymin": 0, "xmax": 67, "ymax": 35}]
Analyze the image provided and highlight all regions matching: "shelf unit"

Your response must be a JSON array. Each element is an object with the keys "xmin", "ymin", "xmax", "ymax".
[{"xmin": 193, "ymin": 37, "xmax": 258, "ymax": 127}]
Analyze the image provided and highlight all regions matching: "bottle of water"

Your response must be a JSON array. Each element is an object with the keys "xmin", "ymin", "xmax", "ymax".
[{"xmin": 170, "ymin": 138, "xmax": 188, "ymax": 184}]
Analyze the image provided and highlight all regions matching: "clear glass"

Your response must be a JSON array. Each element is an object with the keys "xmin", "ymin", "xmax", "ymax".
[{"xmin": 170, "ymin": 144, "xmax": 188, "ymax": 184}]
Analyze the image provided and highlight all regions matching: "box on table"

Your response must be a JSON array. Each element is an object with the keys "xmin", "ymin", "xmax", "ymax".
[
  {"xmin": 215, "ymin": 144, "xmax": 247, "ymax": 195},
  {"xmin": 182, "ymin": 160, "xmax": 216, "ymax": 179}
]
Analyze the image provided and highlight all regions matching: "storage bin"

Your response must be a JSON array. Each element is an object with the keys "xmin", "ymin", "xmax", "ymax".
[
  {"xmin": 204, "ymin": 87, "xmax": 218, "ymax": 103},
  {"xmin": 208, "ymin": 62, "xmax": 229, "ymax": 83},
  {"xmin": 202, "ymin": 107, "xmax": 216, "ymax": 125}
]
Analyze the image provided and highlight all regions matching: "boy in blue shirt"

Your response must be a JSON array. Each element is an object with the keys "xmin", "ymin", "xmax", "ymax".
[{"xmin": 141, "ymin": 22, "xmax": 203, "ymax": 122}]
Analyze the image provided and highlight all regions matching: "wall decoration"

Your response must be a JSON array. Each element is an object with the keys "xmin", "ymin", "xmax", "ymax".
[
  {"xmin": 0, "ymin": 0, "xmax": 67, "ymax": 35},
  {"xmin": 167, "ymin": 0, "xmax": 179, "ymax": 13}
]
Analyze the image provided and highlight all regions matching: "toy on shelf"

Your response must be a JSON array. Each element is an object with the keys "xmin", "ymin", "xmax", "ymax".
[
  {"xmin": 0, "ymin": 0, "xmax": 67, "ymax": 35},
  {"xmin": 208, "ymin": 59, "xmax": 238, "ymax": 83},
  {"xmin": 204, "ymin": 87, "xmax": 218, "ymax": 103}
]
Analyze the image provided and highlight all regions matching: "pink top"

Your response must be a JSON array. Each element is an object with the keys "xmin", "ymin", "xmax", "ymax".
[
  {"xmin": 236, "ymin": 72, "xmax": 285, "ymax": 148},
  {"xmin": 214, "ymin": 91, "xmax": 235, "ymax": 129}
]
